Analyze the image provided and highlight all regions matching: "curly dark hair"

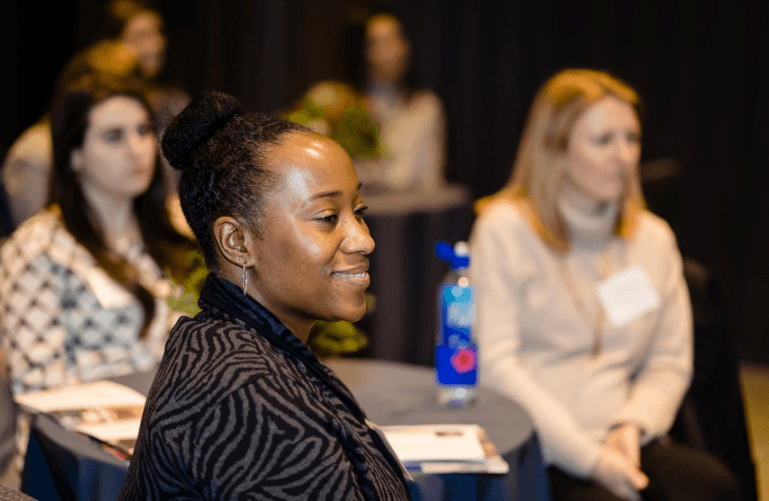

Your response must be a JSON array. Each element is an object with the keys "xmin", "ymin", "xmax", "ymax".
[{"xmin": 161, "ymin": 90, "xmax": 310, "ymax": 271}]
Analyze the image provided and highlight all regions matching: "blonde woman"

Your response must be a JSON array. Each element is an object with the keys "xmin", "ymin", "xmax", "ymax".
[{"xmin": 470, "ymin": 69, "xmax": 738, "ymax": 501}]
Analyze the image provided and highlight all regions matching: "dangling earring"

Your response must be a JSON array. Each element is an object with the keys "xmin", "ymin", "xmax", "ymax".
[{"xmin": 242, "ymin": 263, "xmax": 249, "ymax": 296}]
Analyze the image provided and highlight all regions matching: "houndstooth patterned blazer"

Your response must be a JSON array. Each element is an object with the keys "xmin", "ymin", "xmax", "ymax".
[{"xmin": 0, "ymin": 209, "xmax": 178, "ymax": 395}]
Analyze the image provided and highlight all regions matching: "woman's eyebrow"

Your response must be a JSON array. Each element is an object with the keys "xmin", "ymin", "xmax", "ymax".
[
  {"xmin": 302, "ymin": 183, "xmax": 362, "ymax": 206},
  {"xmin": 303, "ymin": 190, "xmax": 343, "ymax": 206}
]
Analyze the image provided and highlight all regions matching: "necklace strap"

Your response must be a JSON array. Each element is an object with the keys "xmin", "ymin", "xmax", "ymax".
[{"xmin": 557, "ymin": 241, "xmax": 615, "ymax": 356}]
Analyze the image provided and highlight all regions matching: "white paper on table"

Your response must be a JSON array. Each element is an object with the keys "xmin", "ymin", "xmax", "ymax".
[
  {"xmin": 75, "ymin": 418, "xmax": 144, "ymax": 441},
  {"xmin": 380, "ymin": 424, "xmax": 487, "ymax": 463},
  {"xmin": 419, "ymin": 456, "xmax": 509, "ymax": 474},
  {"xmin": 14, "ymin": 380, "xmax": 146, "ymax": 412}
]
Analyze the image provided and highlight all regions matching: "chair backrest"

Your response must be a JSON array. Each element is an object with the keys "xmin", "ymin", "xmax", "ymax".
[{"xmin": 668, "ymin": 257, "xmax": 758, "ymax": 501}]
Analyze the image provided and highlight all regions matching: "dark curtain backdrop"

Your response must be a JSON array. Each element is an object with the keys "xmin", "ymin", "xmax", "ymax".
[{"xmin": 3, "ymin": 0, "xmax": 769, "ymax": 363}]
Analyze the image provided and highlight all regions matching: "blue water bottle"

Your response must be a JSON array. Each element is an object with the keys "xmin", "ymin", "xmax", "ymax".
[{"xmin": 434, "ymin": 241, "xmax": 478, "ymax": 408}]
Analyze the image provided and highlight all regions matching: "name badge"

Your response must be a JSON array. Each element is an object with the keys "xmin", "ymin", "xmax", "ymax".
[{"xmin": 595, "ymin": 265, "xmax": 661, "ymax": 328}]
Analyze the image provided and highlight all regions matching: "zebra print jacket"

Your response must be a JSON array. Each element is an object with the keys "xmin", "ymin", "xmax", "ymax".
[{"xmin": 118, "ymin": 274, "xmax": 411, "ymax": 500}]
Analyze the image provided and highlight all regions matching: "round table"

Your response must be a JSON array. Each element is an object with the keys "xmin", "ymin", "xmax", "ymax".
[{"xmin": 325, "ymin": 358, "xmax": 551, "ymax": 501}]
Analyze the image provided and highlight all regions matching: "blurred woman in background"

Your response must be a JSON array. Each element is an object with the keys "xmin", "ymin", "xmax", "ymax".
[
  {"xmin": 95, "ymin": 0, "xmax": 189, "ymax": 135},
  {"xmin": 470, "ymin": 69, "xmax": 738, "ymax": 501},
  {"xmin": 0, "ymin": 73, "xmax": 193, "ymax": 395},
  {"xmin": 349, "ymin": 8, "xmax": 446, "ymax": 192}
]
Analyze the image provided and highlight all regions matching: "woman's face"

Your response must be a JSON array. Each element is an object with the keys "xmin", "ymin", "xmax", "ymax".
[
  {"xmin": 248, "ymin": 133, "xmax": 375, "ymax": 334},
  {"xmin": 366, "ymin": 14, "xmax": 409, "ymax": 84},
  {"xmin": 122, "ymin": 11, "xmax": 166, "ymax": 78},
  {"xmin": 71, "ymin": 95, "xmax": 156, "ymax": 202},
  {"xmin": 563, "ymin": 95, "xmax": 641, "ymax": 203}
]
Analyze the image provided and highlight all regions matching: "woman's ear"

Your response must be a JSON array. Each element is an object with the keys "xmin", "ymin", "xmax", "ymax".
[
  {"xmin": 212, "ymin": 216, "xmax": 254, "ymax": 268},
  {"xmin": 70, "ymin": 148, "xmax": 84, "ymax": 172}
]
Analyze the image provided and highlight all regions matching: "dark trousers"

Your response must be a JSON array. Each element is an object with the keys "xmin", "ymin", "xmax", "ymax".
[{"xmin": 549, "ymin": 439, "xmax": 740, "ymax": 501}]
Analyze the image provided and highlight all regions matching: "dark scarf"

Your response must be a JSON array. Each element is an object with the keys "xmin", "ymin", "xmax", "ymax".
[{"xmin": 197, "ymin": 273, "xmax": 368, "ymax": 421}]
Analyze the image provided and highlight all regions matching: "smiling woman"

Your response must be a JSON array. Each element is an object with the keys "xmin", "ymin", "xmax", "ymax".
[
  {"xmin": 118, "ymin": 90, "xmax": 410, "ymax": 501},
  {"xmin": 237, "ymin": 132, "xmax": 374, "ymax": 338}
]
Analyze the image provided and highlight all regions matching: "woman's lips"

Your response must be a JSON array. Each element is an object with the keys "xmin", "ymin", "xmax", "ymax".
[{"xmin": 332, "ymin": 266, "xmax": 370, "ymax": 286}]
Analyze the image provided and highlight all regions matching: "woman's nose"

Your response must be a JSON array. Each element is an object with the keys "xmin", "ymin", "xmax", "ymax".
[
  {"xmin": 127, "ymin": 133, "xmax": 151, "ymax": 159},
  {"xmin": 616, "ymin": 138, "xmax": 639, "ymax": 164},
  {"xmin": 343, "ymin": 218, "xmax": 375, "ymax": 255}
]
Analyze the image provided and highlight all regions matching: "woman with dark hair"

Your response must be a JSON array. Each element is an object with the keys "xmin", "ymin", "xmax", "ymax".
[
  {"xmin": 119, "ymin": 90, "xmax": 410, "ymax": 500},
  {"xmin": 0, "ymin": 73, "xmax": 193, "ymax": 394},
  {"xmin": 471, "ymin": 69, "xmax": 738, "ymax": 501},
  {"xmin": 349, "ymin": 9, "xmax": 446, "ymax": 192}
]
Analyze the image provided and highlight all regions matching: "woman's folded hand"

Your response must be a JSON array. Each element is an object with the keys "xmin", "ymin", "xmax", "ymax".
[{"xmin": 591, "ymin": 445, "xmax": 649, "ymax": 501}]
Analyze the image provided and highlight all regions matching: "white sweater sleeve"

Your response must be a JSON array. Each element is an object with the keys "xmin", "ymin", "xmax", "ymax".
[
  {"xmin": 609, "ymin": 224, "xmax": 693, "ymax": 439},
  {"xmin": 470, "ymin": 207, "xmax": 603, "ymax": 478}
]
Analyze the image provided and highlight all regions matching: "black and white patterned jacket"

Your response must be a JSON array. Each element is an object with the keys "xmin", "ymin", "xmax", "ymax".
[
  {"xmin": 0, "ymin": 209, "xmax": 174, "ymax": 394},
  {"xmin": 119, "ymin": 274, "xmax": 411, "ymax": 501}
]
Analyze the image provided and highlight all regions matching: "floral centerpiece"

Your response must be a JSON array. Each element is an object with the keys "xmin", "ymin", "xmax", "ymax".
[{"xmin": 285, "ymin": 80, "xmax": 379, "ymax": 160}]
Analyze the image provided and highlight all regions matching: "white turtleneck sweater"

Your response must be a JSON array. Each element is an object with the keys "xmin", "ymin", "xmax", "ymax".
[{"xmin": 469, "ymin": 190, "xmax": 693, "ymax": 478}]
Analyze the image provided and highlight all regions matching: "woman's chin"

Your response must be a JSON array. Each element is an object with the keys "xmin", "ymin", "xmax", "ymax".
[{"xmin": 327, "ymin": 303, "xmax": 367, "ymax": 324}]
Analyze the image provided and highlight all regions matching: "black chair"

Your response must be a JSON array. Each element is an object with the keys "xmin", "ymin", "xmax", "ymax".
[{"xmin": 668, "ymin": 258, "xmax": 758, "ymax": 501}]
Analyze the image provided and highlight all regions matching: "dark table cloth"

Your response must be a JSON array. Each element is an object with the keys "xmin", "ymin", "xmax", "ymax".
[{"xmin": 21, "ymin": 413, "xmax": 128, "ymax": 501}]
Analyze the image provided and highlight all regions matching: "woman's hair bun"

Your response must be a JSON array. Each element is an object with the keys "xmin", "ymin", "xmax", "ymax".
[{"xmin": 162, "ymin": 90, "xmax": 244, "ymax": 171}]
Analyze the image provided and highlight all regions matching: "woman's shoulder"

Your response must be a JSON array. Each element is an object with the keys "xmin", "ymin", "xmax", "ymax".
[
  {"xmin": 3, "ymin": 121, "xmax": 52, "ymax": 168},
  {"xmin": 7, "ymin": 208, "xmax": 61, "ymax": 236},
  {"xmin": 168, "ymin": 315, "xmax": 276, "ymax": 361},
  {"xmin": 411, "ymin": 88, "xmax": 442, "ymax": 104},
  {"xmin": 474, "ymin": 196, "xmax": 536, "ymax": 235},
  {"xmin": 161, "ymin": 315, "xmax": 285, "ymax": 386},
  {"xmin": 408, "ymin": 89, "xmax": 445, "ymax": 115},
  {"xmin": 146, "ymin": 317, "xmax": 327, "ymax": 432},
  {"xmin": 632, "ymin": 210, "xmax": 679, "ymax": 248},
  {"xmin": 1, "ymin": 209, "xmax": 74, "ymax": 264},
  {"xmin": 144, "ymin": 316, "xmax": 277, "ymax": 414}
]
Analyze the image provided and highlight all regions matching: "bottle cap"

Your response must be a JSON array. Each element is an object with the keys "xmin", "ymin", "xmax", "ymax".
[
  {"xmin": 434, "ymin": 240, "xmax": 470, "ymax": 269},
  {"xmin": 454, "ymin": 242, "xmax": 470, "ymax": 255},
  {"xmin": 453, "ymin": 241, "xmax": 470, "ymax": 269}
]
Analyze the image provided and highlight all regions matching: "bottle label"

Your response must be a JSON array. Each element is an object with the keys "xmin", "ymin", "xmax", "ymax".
[{"xmin": 436, "ymin": 284, "xmax": 478, "ymax": 387}]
